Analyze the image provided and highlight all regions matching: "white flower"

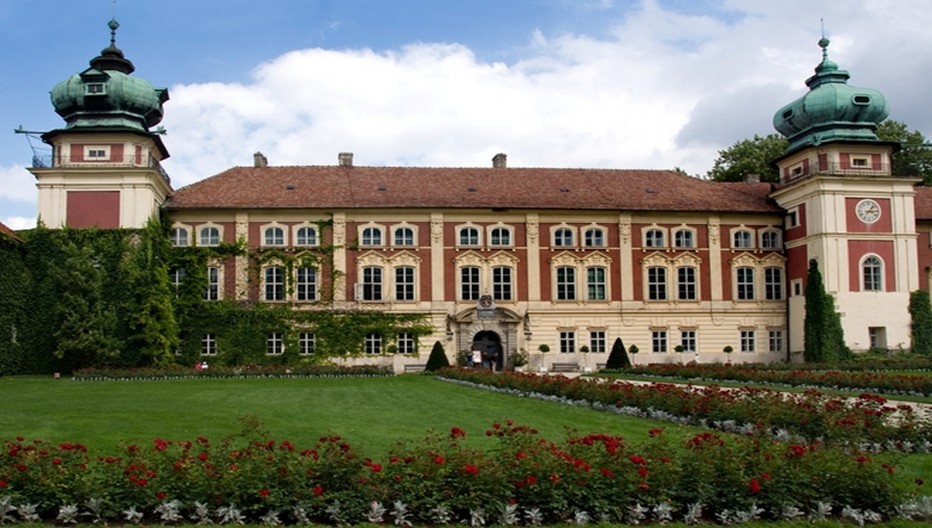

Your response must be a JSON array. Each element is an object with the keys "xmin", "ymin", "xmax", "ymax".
[
  {"xmin": 123, "ymin": 506, "xmax": 144, "ymax": 523},
  {"xmin": 653, "ymin": 501, "xmax": 673, "ymax": 524},
  {"xmin": 57, "ymin": 504, "xmax": 80, "ymax": 525},
  {"xmin": 524, "ymin": 507, "xmax": 543, "ymax": 526},
  {"xmin": 17, "ymin": 503, "xmax": 39, "ymax": 523}
]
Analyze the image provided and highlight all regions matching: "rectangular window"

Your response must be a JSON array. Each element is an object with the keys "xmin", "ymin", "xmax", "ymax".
[
  {"xmin": 680, "ymin": 330, "xmax": 697, "ymax": 353},
  {"xmin": 85, "ymin": 83, "xmax": 106, "ymax": 94},
  {"xmin": 201, "ymin": 333, "xmax": 217, "ymax": 356},
  {"xmin": 204, "ymin": 266, "xmax": 220, "ymax": 301},
  {"xmin": 461, "ymin": 267, "xmax": 480, "ymax": 300},
  {"xmin": 736, "ymin": 267, "xmax": 755, "ymax": 300},
  {"xmin": 787, "ymin": 210, "xmax": 799, "ymax": 228},
  {"xmin": 266, "ymin": 332, "xmax": 284, "ymax": 355},
  {"xmin": 764, "ymin": 267, "xmax": 783, "ymax": 300},
  {"xmin": 740, "ymin": 330, "xmax": 756, "ymax": 353},
  {"xmin": 559, "ymin": 331, "xmax": 576, "ymax": 353},
  {"xmin": 265, "ymin": 266, "xmax": 285, "ymax": 301},
  {"xmin": 868, "ymin": 327, "xmax": 887, "ymax": 349},
  {"xmin": 170, "ymin": 268, "xmax": 185, "ymax": 294},
  {"xmin": 589, "ymin": 331, "xmax": 606, "ymax": 353},
  {"xmin": 362, "ymin": 266, "xmax": 383, "ymax": 301},
  {"xmin": 556, "ymin": 267, "xmax": 576, "ymax": 300},
  {"xmin": 296, "ymin": 267, "xmax": 317, "ymax": 301},
  {"xmin": 648, "ymin": 267, "xmax": 667, "ymax": 300},
  {"xmin": 365, "ymin": 333, "xmax": 382, "ymax": 354},
  {"xmin": 586, "ymin": 267, "xmax": 606, "ymax": 300},
  {"xmin": 397, "ymin": 332, "xmax": 416, "ymax": 354},
  {"xmin": 299, "ymin": 332, "xmax": 315, "ymax": 355},
  {"xmin": 652, "ymin": 330, "xmax": 668, "ymax": 353},
  {"xmin": 492, "ymin": 266, "xmax": 512, "ymax": 301},
  {"xmin": 768, "ymin": 330, "xmax": 783, "ymax": 354},
  {"xmin": 677, "ymin": 267, "xmax": 696, "ymax": 300},
  {"xmin": 395, "ymin": 266, "xmax": 415, "ymax": 301},
  {"xmin": 85, "ymin": 146, "xmax": 109, "ymax": 159}
]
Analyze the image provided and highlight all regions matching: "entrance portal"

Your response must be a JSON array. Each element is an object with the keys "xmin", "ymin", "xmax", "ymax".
[{"xmin": 471, "ymin": 331, "xmax": 503, "ymax": 371}]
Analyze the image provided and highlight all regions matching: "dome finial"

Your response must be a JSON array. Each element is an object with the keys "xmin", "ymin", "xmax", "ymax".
[{"xmin": 108, "ymin": 18, "xmax": 120, "ymax": 48}]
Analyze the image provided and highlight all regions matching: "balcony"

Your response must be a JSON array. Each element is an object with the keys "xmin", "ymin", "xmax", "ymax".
[
  {"xmin": 30, "ymin": 154, "xmax": 171, "ymax": 184},
  {"xmin": 780, "ymin": 159, "xmax": 893, "ymax": 186}
]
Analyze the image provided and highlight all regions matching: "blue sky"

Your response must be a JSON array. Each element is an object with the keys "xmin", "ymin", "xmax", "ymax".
[{"xmin": 2, "ymin": 0, "xmax": 931, "ymax": 229}]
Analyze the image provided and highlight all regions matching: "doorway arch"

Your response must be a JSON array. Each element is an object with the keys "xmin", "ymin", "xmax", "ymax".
[{"xmin": 471, "ymin": 330, "xmax": 503, "ymax": 371}]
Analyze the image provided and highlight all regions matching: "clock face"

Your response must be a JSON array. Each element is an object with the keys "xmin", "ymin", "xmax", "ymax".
[{"xmin": 856, "ymin": 199, "xmax": 881, "ymax": 223}]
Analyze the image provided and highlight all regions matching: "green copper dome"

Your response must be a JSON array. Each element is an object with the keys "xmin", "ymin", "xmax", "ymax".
[
  {"xmin": 773, "ymin": 37, "xmax": 889, "ymax": 153},
  {"xmin": 49, "ymin": 19, "xmax": 168, "ymax": 132}
]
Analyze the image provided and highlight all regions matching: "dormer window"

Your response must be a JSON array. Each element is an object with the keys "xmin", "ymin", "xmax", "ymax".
[
  {"xmin": 84, "ymin": 146, "xmax": 109, "ymax": 160},
  {"xmin": 85, "ymin": 83, "xmax": 106, "ymax": 95}
]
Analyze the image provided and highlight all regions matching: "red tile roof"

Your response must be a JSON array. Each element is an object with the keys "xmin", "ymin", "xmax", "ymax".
[
  {"xmin": 0, "ymin": 221, "xmax": 21, "ymax": 243},
  {"xmin": 166, "ymin": 166, "xmax": 781, "ymax": 214}
]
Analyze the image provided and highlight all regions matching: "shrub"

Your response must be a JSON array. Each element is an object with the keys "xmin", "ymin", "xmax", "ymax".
[
  {"xmin": 424, "ymin": 341, "xmax": 450, "ymax": 371},
  {"xmin": 605, "ymin": 337, "xmax": 630, "ymax": 369}
]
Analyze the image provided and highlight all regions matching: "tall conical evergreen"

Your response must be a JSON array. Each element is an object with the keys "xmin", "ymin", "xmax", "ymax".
[
  {"xmin": 909, "ymin": 289, "xmax": 932, "ymax": 356},
  {"xmin": 605, "ymin": 337, "xmax": 631, "ymax": 369},
  {"xmin": 425, "ymin": 341, "xmax": 450, "ymax": 371},
  {"xmin": 804, "ymin": 259, "xmax": 850, "ymax": 362}
]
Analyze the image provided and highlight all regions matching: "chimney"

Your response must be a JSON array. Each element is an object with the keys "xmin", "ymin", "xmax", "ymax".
[
  {"xmin": 492, "ymin": 153, "xmax": 507, "ymax": 168},
  {"xmin": 253, "ymin": 151, "xmax": 268, "ymax": 168},
  {"xmin": 745, "ymin": 173, "xmax": 760, "ymax": 184},
  {"xmin": 339, "ymin": 152, "xmax": 354, "ymax": 167}
]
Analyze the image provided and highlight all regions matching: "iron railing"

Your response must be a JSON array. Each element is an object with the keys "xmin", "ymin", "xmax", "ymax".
[{"xmin": 30, "ymin": 154, "xmax": 171, "ymax": 184}]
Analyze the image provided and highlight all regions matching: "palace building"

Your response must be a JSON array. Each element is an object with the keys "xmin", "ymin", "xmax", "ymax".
[{"xmin": 27, "ymin": 22, "xmax": 932, "ymax": 371}]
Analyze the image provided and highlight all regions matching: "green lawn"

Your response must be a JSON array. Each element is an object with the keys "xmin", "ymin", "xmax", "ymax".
[{"xmin": 0, "ymin": 375, "xmax": 685, "ymax": 455}]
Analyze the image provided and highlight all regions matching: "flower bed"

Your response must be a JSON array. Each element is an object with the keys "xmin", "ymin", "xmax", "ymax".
[
  {"xmin": 1, "ymin": 422, "xmax": 928, "ymax": 525},
  {"xmin": 439, "ymin": 369, "xmax": 932, "ymax": 448},
  {"xmin": 71, "ymin": 364, "xmax": 393, "ymax": 381},
  {"xmin": 614, "ymin": 363, "xmax": 932, "ymax": 396}
]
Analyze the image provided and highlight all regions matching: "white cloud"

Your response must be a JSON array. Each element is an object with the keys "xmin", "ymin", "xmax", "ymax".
[
  {"xmin": 0, "ymin": 164, "xmax": 37, "ymax": 202},
  {"xmin": 1, "ymin": 216, "xmax": 36, "ymax": 230},
  {"xmin": 151, "ymin": 0, "xmax": 932, "ymax": 185}
]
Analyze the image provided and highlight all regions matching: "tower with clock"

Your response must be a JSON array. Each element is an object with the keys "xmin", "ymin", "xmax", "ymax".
[{"xmin": 769, "ymin": 38, "xmax": 920, "ymax": 354}]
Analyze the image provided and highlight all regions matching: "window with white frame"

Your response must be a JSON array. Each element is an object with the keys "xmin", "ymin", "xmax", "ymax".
[
  {"xmin": 490, "ymin": 227, "xmax": 511, "ymax": 247},
  {"xmin": 266, "ymin": 332, "xmax": 284, "ymax": 355},
  {"xmin": 296, "ymin": 266, "xmax": 317, "ymax": 301},
  {"xmin": 556, "ymin": 266, "xmax": 577, "ymax": 300},
  {"xmin": 584, "ymin": 228, "xmax": 605, "ymax": 248},
  {"xmin": 553, "ymin": 227, "xmax": 574, "ymax": 247},
  {"xmin": 647, "ymin": 266, "xmax": 667, "ymax": 300},
  {"xmin": 264, "ymin": 226, "xmax": 285, "ymax": 246},
  {"xmin": 361, "ymin": 226, "xmax": 383, "ymax": 246},
  {"xmin": 761, "ymin": 230, "xmax": 781, "ymax": 249},
  {"xmin": 674, "ymin": 229, "xmax": 694, "ymax": 248},
  {"xmin": 740, "ymin": 330, "xmax": 756, "ymax": 352},
  {"xmin": 394, "ymin": 226, "xmax": 415, "ymax": 246},
  {"xmin": 677, "ymin": 266, "xmax": 696, "ymax": 300},
  {"xmin": 296, "ymin": 226, "xmax": 318, "ymax": 246},
  {"xmin": 733, "ymin": 229, "xmax": 753, "ymax": 249},
  {"xmin": 299, "ymin": 332, "xmax": 315, "ymax": 355},
  {"xmin": 652, "ymin": 330, "xmax": 668, "ymax": 353},
  {"xmin": 170, "ymin": 268, "xmax": 185, "ymax": 293},
  {"xmin": 201, "ymin": 333, "xmax": 217, "ymax": 356},
  {"xmin": 85, "ymin": 146, "xmax": 109, "ymax": 159},
  {"xmin": 264, "ymin": 266, "xmax": 285, "ymax": 301},
  {"xmin": 736, "ymin": 267, "xmax": 755, "ymax": 300},
  {"xmin": 768, "ymin": 330, "xmax": 784, "ymax": 354},
  {"xmin": 461, "ymin": 266, "xmax": 481, "ymax": 300},
  {"xmin": 862, "ymin": 255, "xmax": 883, "ymax": 291},
  {"xmin": 559, "ymin": 331, "xmax": 576, "ymax": 353},
  {"xmin": 645, "ymin": 229, "xmax": 665, "ymax": 248},
  {"xmin": 395, "ymin": 266, "xmax": 416, "ymax": 301},
  {"xmin": 764, "ymin": 267, "xmax": 783, "ymax": 300},
  {"xmin": 680, "ymin": 330, "xmax": 697, "ymax": 353},
  {"xmin": 204, "ymin": 266, "xmax": 220, "ymax": 301},
  {"xmin": 199, "ymin": 226, "xmax": 220, "ymax": 246},
  {"xmin": 586, "ymin": 266, "xmax": 606, "ymax": 300},
  {"xmin": 589, "ymin": 330, "xmax": 606, "ymax": 353},
  {"xmin": 459, "ymin": 226, "xmax": 480, "ymax": 246},
  {"xmin": 170, "ymin": 227, "xmax": 189, "ymax": 247},
  {"xmin": 365, "ymin": 333, "xmax": 382, "ymax": 354},
  {"xmin": 492, "ymin": 266, "xmax": 513, "ymax": 301},
  {"xmin": 361, "ymin": 266, "xmax": 383, "ymax": 301},
  {"xmin": 396, "ymin": 332, "xmax": 416, "ymax": 354}
]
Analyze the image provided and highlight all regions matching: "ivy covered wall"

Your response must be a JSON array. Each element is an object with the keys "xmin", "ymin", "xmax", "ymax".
[{"xmin": 0, "ymin": 216, "xmax": 432, "ymax": 375}]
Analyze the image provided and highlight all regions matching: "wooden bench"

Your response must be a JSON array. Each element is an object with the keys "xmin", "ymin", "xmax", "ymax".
[
  {"xmin": 550, "ymin": 362, "xmax": 580, "ymax": 373},
  {"xmin": 403, "ymin": 363, "xmax": 427, "ymax": 373}
]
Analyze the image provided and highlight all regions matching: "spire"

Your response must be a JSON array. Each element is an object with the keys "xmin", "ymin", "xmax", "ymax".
[{"xmin": 89, "ymin": 18, "xmax": 135, "ymax": 74}]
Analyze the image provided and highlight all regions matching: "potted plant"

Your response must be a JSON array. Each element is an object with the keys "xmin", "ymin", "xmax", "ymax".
[
  {"xmin": 537, "ymin": 344, "xmax": 550, "ymax": 372},
  {"xmin": 628, "ymin": 344, "xmax": 639, "ymax": 366},
  {"xmin": 674, "ymin": 344, "xmax": 685, "ymax": 364},
  {"xmin": 579, "ymin": 345, "xmax": 590, "ymax": 371},
  {"xmin": 723, "ymin": 345, "xmax": 734, "ymax": 365},
  {"xmin": 512, "ymin": 349, "xmax": 529, "ymax": 372}
]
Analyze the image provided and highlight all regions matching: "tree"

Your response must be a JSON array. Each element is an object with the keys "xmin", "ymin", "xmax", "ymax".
[
  {"xmin": 605, "ymin": 337, "xmax": 630, "ymax": 369},
  {"xmin": 908, "ymin": 290, "xmax": 932, "ymax": 356},
  {"xmin": 424, "ymin": 341, "xmax": 450, "ymax": 371},
  {"xmin": 803, "ymin": 259, "xmax": 850, "ymax": 362},
  {"xmin": 706, "ymin": 134, "xmax": 788, "ymax": 183},
  {"xmin": 876, "ymin": 120, "xmax": 932, "ymax": 184}
]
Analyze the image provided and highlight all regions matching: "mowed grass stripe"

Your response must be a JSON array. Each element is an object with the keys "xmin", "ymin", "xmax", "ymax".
[{"xmin": 0, "ymin": 376, "xmax": 681, "ymax": 454}]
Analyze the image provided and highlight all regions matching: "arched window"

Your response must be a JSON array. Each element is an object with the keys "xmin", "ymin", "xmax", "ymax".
[
  {"xmin": 490, "ymin": 227, "xmax": 511, "ymax": 247},
  {"xmin": 584, "ymin": 228, "xmax": 604, "ymax": 248},
  {"xmin": 170, "ymin": 227, "xmax": 189, "ymax": 247},
  {"xmin": 199, "ymin": 226, "xmax": 220, "ymax": 246},
  {"xmin": 264, "ymin": 227, "xmax": 285, "ymax": 246},
  {"xmin": 645, "ymin": 229, "xmax": 665, "ymax": 248},
  {"xmin": 733, "ymin": 230, "xmax": 753, "ymax": 249},
  {"xmin": 296, "ymin": 226, "xmax": 318, "ymax": 246},
  {"xmin": 459, "ymin": 226, "xmax": 480, "ymax": 246},
  {"xmin": 362, "ymin": 227, "xmax": 382, "ymax": 246},
  {"xmin": 394, "ymin": 227, "xmax": 415, "ymax": 246},
  {"xmin": 554, "ymin": 228, "xmax": 574, "ymax": 247},
  {"xmin": 674, "ymin": 229, "xmax": 693, "ymax": 248},
  {"xmin": 761, "ymin": 230, "xmax": 781, "ymax": 249},
  {"xmin": 863, "ymin": 256, "xmax": 883, "ymax": 291}
]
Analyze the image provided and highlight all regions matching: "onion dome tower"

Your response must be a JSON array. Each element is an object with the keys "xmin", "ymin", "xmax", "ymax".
[
  {"xmin": 769, "ymin": 37, "xmax": 918, "ymax": 358},
  {"xmin": 30, "ymin": 19, "xmax": 172, "ymax": 229}
]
